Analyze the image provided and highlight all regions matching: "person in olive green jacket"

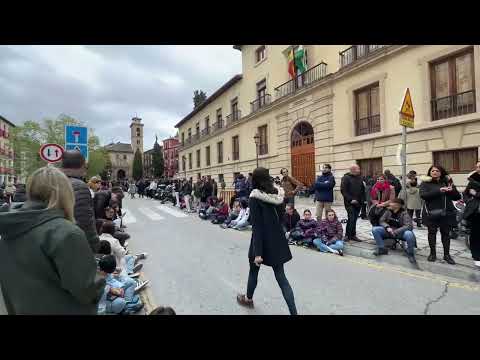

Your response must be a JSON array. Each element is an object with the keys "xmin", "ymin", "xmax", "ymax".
[{"xmin": 0, "ymin": 166, "xmax": 105, "ymax": 315}]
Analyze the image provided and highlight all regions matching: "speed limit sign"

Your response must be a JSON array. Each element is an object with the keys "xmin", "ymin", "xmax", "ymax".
[{"xmin": 39, "ymin": 143, "xmax": 64, "ymax": 163}]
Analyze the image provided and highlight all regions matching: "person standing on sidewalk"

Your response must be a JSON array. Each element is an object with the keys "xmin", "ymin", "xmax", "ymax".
[
  {"xmin": 236, "ymin": 167, "xmax": 297, "ymax": 315},
  {"xmin": 182, "ymin": 178, "xmax": 193, "ymax": 212},
  {"xmin": 61, "ymin": 150, "xmax": 99, "ymax": 253},
  {"xmin": 340, "ymin": 164, "xmax": 365, "ymax": 242},
  {"xmin": 463, "ymin": 163, "xmax": 480, "ymax": 269},
  {"xmin": 420, "ymin": 165, "xmax": 461, "ymax": 265},
  {"xmin": 128, "ymin": 181, "xmax": 137, "ymax": 199},
  {"xmin": 399, "ymin": 172, "xmax": 423, "ymax": 228},
  {"xmin": 280, "ymin": 168, "xmax": 303, "ymax": 207},
  {"xmin": 312, "ymin": 164, "xmax": 335, "ymax": 221},
  {"xmin": 0, "ymin": 166, "xmax": 105, "ymax": 314}
]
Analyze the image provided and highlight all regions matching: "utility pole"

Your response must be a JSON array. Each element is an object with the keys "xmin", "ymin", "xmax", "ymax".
[{"xmin": 399, "ymin": 88, "xmax": 415, "ymax": 189}]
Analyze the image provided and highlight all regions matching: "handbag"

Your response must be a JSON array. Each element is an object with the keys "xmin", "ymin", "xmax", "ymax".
[{"xmin": 425, "ymin": 195, "xmax": 447, "ymax": 220}]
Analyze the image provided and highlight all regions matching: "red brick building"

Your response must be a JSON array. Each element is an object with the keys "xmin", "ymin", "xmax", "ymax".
[{"xmin": 163, "ymin": 136, "xmax": 179, "ymax": 178}]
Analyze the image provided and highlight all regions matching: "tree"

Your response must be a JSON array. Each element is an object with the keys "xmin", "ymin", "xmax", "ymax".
[
  {"xmin": 152, "ymin": 137, "xmax": 164, "ymax": 178},
  {"xmin": 193, "ymin": 90, "xmax": 207, "ymax": 108},
  {"xmin": 132, "ymin": 148, "xmax": 143, "ymax": 181}
]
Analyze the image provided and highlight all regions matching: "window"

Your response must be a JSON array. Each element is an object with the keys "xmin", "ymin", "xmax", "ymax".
[
  {"xmin": 430, "ymin": 48, "xmax": 476, "ymax": 120},
  {"xmin": 205, "ymin": 116, "xmax": 210, "ymax": 134},
  {"xmin": 196, "ymin": 149, "xmax": 201, "ymax": 168},
  {"xmin": 218, "ymin": 174, "xmax": 224, "ymax": 183},
  {"xmin": 231, "ymin": 98, "xmax": 239, "ymax": 120},
  {"xmin": 123, "ymin": 155, "xmax": 127, "ymax": 160},
  {"xmin": 354, "ymin": 82, "xmax": 381, "ymax": 136},
  {"xmin": 433, "ymin": 148, "xmax": 478, "ymax": 173},
  {"xmin": 182, "ymin": 156, "xmax": 186, "ymax": 171},
  {"xmin": 258, "ymin": 125, "xmax": 268, "ymax": 155},
  {"xmin": 232, "ymin": 135, "xmax": 240, "ymax": 161},
  {"xmin": 217, "ymin": 141, "xmax": 223, "ymax": 164},
  {"xmin": 188, "ymin": 153, "xmax": 192, "ymax": 170},
  {"xmin": 256, "ymin": 45, "xmax": 266, "ymax": 63},
  {"xmin": 357, "ymin": 158, "xmax": 383, "ymax": 178},
  {"xmin": 216, "ymin": 108, "xmax": 223, "ymax": 128},
  {"xmin": 137, "ymin": 140, "xmax": 140, "ymax": 145},
  {"xmin": 188, "ymin": 128, "xmax": 192, "ymax": 139},
  {"xmin": 136, "ymin": 128, "xmax": 141, "ymax": 137},
  {"xmin": 257, "ymin": 79, "xmax": 267, "ymax": 101},
  {"xmin": 206, "ymin": 146, "xmax": 211, "ymax": 166}
]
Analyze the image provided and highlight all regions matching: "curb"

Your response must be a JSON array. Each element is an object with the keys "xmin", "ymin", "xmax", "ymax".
[{"xmin": 342, "ymin": 243, "xmax": 480, "ymax": 283}]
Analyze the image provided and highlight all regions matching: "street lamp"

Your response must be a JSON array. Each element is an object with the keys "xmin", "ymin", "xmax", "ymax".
[{"xmin": 253, "ymin": 133, "xmax": 260, "ymax": 169}]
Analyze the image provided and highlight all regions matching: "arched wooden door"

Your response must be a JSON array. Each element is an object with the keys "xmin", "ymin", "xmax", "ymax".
[{"xmin": 291, "ymin": 122, "xmax": 315, "ymax": 187}]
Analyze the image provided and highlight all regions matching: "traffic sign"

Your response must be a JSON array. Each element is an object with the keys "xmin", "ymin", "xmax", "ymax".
[
  {"xmin": 65, "ymin": 143, "xmax": 88, "ymax": 161},
  {"xmin": 65, "ymin": 125, "xmax": 88, "ymax": 161},
  {"xmin": 39, "ymin": 143, "xmax": 64, "ymax": 163},
  {"xmin": 399, "ymin": 88, "xmax": 415, "ymax": 129}
]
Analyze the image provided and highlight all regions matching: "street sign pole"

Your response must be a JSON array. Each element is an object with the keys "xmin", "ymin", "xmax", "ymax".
[{"xmin": 401, "ymin": 125, "xmax": 407, "ymax": 190}]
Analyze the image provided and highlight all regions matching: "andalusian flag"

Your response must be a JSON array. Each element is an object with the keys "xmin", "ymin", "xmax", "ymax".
[
  {"xmin": 288, "ymin": 48, "xmax": 296, "ymax": 79},
  {"xmin": 294, "ymin": 45, "xmax": 307, "ymax": 74}
]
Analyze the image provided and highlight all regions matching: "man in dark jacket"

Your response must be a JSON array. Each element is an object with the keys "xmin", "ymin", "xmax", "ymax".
[
  {"xmin": 384, "ymin": 169, "xmax": 402, "ymax": 197},
  {"xmin": 61, "ymin": 150, "xmax": 99, "ymax": 253},
  {"xmin": 93, "ymin": 189, "xmax": 112, "ymax": 220},
  {"xmin": 340, "ymin": 164, "xmax": 365, "ymax": 242},
  {"xmin": 235, "ymin": 174, "xmax": 248, "ymax": 199},
  {"xmin": 202, "ymin": 176, "xmax": 213, "ymax": 202},
  {"xmin": 182, "ymin": 179, "xmax": 193, "ymax": 212},
  {"xmin": 371, "ymin": 198, "xmax": 417, "ymax": 263},
  {"xmin": 312, "ymin": 164, "xmax": 335, "ymax": 221}
]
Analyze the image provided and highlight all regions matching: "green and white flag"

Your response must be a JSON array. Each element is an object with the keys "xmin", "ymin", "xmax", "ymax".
[{"xmin": 294, "ymin": 45, "xmax": 307, "ymax": 74}]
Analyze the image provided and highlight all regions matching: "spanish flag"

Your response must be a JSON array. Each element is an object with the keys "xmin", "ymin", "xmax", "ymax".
[{"xmin": 288, "ymin": 48, "xmax": 296, "ymax": 79}]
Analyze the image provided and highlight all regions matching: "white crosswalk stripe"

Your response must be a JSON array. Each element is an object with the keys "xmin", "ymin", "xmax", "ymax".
[
  {"xmin": 138, "ymin": 207, "xmax": 165, "ymax": 220},
  {"xmin": 155, "ymin": 205, "xmax": 188, "ymax": 218},
  {"xmin": 121, "ymin": 208, "xmax": 137, "ymax": 224}
]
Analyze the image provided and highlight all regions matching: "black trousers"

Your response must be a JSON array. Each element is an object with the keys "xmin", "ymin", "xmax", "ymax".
[
  {"xmin": 427, "ymin": 223, "xmax": 451, "ymax": 255},
  {"xmin": 345, "ymin": 205, "xmax": 360, "ymax": 238},
  {"xmin": 470, "ymin": 214, "xmax": 480, "ymax": 261},
  {"xmin": 246, "ymin": 262, "xmax": 297, "ymax": 315},
  {"xmin": 407, "ymin": 209, "xmax": 422, "ymax": 224}
]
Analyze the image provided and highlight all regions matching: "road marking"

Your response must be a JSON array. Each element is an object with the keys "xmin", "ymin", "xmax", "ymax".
[
  {"xmin": 155, "ymin": 205, "xmax": 188, "ymax": 218},
  {"xmin": 138, "ymin": 207, "xmax": 165, "ymax": 221},
  {"xmin": 337, "ymin": 254, "xmax": 480, "ymax": 292},
  {"xmin": 121, "ymin": 208, "xmax": 137, "ymax": 224}
]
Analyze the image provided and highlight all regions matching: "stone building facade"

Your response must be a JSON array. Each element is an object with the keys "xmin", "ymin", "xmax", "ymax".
[
  {"xmin": 0, "ymin": 115, "xmax": 17, "ymax": 185},
  {"xmin": 175, "ymin": 45, "xmax": 480, "ymax": 199}
]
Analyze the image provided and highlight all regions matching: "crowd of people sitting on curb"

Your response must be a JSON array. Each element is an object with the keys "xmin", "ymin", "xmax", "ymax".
[{"xmin": 0, "ymin": 150, "xmax": 175, "ymax": 315}]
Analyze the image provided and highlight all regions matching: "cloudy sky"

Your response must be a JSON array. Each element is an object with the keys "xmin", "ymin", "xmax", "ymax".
[{"xmin": 0, "ymin": 45, "xmax": 242, "ymax": 149}]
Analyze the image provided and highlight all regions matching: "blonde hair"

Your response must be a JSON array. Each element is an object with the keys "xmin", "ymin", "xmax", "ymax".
[{"xmin": 26, "ymin": 165, "xmax": 75, "ymax": 222}]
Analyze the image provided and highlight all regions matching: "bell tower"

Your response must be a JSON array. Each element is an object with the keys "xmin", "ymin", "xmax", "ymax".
[{"xmin": 130, "ymin": 117, "xmax": 144, "ymax": 155}]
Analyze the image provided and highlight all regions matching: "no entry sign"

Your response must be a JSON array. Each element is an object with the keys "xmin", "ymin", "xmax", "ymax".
[{"xmin": 39, "ymin": 143, "xmax": 64, "ymax": 163}]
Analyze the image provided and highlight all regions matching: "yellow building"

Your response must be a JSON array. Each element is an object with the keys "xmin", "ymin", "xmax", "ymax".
[
  {"xmin": 0, "ymin": 115, "xmax": 17, "ymax": 185},
  {"xmin": 175, "ymin": 45, "xmax": 480, "ymax": 198}
]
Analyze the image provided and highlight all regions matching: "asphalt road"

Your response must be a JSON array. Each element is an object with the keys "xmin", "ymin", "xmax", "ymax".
[
  {"xmin": 122, "ymin": 197, "xmax": 480, "ymax": 315},
  {"xmin": 1, "ymin": 196, "xmax": 479, "ymax": 315}
]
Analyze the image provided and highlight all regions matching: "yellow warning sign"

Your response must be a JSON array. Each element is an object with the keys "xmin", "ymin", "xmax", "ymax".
[{"xmin": 399, "ymin": 88, "xmax": 414, "ymax": 128}]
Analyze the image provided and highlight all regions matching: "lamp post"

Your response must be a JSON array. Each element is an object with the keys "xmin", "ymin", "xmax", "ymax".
[{"xmin": 253, "ymin": 133, "xmax": 260, "ymax": 169}]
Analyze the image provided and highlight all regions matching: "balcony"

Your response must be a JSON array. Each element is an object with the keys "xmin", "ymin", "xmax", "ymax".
[
  {"xmin": 201, "ymin": 127, "xmax": 211, "ymax": 136},
  {"xmin": 355, "ymin": 115, "xmax": 381, "ymax": 136},
  {"xmin": 226, "ymin": 110, "xmax": 242, "ymax": 125},
  {"xmin": 274, "ymin": 62, "xmax": 328, "ymax": 100},
  {"xmin": 212, "ymin": 119, "xmax": 225, "ymax": 132},
  {"xmin": 258, "ymin": 143, "xmax": 268, "ymax": 155},
  {"xmin": 250, "ymin": 94, "xmax": 271, "ymax": 114},
  {"xmin": 431, "ymin": 90, "xmax": 476, "ymax": 121},
  {"xmin": 340, "ymin": 45, "xmax": 389, "ymax": 68}
]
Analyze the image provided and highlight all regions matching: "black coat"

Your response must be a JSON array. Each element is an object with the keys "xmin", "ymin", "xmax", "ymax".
[
  {"xmin": 93, "ymin": 190, "xmax": 112, "ymax": 220},
  {"xmin": 62, "ymin": 169, "xmax": 99, "ymax": 253},
  {"xmin": 419, "ymin": 176, "xmax": 461, "ymax": 227},
  {"xmin": 248, "ymin": 189, "xmax": 292, "ymax": 267},
  {"xmin": 340, "ymin": 173, "xmax": 365, "ymax": 207},
  {"xmin": 463, "ymin": 173, "xmax": 480, "ymax": 221},
  {"xmin": 201, "ymin": 182, "xmax": 213, "ymax": 201}
]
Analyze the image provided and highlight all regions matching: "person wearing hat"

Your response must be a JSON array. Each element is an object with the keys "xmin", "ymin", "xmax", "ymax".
[
  {"xmin": 371, "ymin": 198, "xmax": 417, "ymax": 264},
  {"xmin": 61, "ymin": 150, "xmax": 99, "ymax": 253}
]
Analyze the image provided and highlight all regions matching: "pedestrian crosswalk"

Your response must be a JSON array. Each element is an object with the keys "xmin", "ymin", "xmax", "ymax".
[{"xmin": 121, "ymin": 202, "xmax": 190, "ymax": 224}]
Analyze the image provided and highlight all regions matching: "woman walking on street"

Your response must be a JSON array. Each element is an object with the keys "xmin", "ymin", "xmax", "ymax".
[
  {"xmin": 0, "ymin": 166, "xmax": 105, "ymax": 314},
  {"xmin": 128, "ymin": 182, "xmax": 137, "ymax": 199},
  {"xmin": 236, "ymin": 167, "xmax": 297, "ymax": 315},
  {"xmin": 420, "ymin": 165, "xmax": 461, "ymax": 265}
]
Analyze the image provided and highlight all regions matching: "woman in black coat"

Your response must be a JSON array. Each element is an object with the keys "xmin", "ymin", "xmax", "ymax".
[
  {"xmin": 236, "ymin": 167, "xmax": 297, "ymax": 315},
  {"xmin": 419, "ymin": 165, "xmax": 461, "ymax": 265}
]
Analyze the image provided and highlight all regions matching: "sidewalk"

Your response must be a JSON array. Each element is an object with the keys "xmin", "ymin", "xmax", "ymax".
[{"xmin": 294, "ymin": 196, "xmax": 480, "ymax": 283}]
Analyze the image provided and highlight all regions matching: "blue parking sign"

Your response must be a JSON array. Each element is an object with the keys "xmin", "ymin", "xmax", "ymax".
[
  {"xmin": 65, "ymin": 144, "xmax": 89, "ymax": 161},
  {"xmin": 65, "ymin": 125, "xmax": 88, "ymax": 145}
]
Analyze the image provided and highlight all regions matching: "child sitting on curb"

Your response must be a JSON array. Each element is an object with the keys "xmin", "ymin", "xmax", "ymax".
[{"xmin": 313, "ymin": 209, "xmax": 344, "ymax": 256}]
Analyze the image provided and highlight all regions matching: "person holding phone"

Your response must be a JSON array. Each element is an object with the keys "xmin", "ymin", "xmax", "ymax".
[
  {"xmin": 420, "ymin": 165, "xmax": 461, "ymax": 265},
  {"xmin": 236, "ymin": 167, "xmax": 297, "ymax": 315}
]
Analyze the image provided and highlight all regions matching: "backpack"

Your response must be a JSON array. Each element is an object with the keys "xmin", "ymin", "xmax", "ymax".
[{"xmin": 368, "ymin": 205, "xmax": 386, "ymax": 226}]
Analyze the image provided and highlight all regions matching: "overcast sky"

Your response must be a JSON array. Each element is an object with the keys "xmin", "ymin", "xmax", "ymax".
[{"xmin": 0, "ymin": 45, "xmax": 242, "ymax": 149}]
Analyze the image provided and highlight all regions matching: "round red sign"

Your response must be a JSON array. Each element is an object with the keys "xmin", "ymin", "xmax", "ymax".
[{"xmin": 39, "ymin": 143, "xmax": 64, "ymax": 163}]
